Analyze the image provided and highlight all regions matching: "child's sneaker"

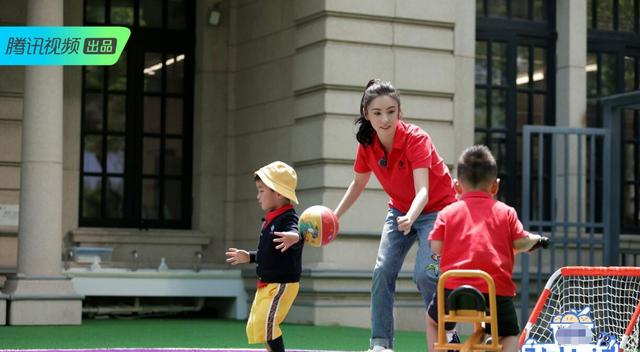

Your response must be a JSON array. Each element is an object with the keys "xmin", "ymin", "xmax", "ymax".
[
  {"xmin": 446, "ymin": 330, "xmax": 460, "ymax": 352},
  {"xmin": 483, "ymin": 334, "xmax": 492, "ymax": 345}
]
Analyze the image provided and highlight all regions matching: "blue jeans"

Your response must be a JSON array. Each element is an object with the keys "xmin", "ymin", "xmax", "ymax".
[{"xmin": 370, "ymin": 207, "xmax": 439, "ymax": 349}]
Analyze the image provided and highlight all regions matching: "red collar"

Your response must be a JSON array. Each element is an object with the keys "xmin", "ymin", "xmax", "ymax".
[
  {"xmin": 262, "ymin": 204, "xmax": 293, "ymax": 229},
  {"xmin": 460, "ymin": 191, "xmax": 494, "ymax": 200}
]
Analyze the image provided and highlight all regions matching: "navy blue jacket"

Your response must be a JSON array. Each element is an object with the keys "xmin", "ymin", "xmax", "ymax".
[{"xmin": 249, "ymin": 208, "xmax": 303, "ymax": 283}]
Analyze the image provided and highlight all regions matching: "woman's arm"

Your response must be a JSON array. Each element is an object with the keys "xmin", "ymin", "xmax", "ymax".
[
  {"xmin": 334, "ymin": 171, "xmax": 371, "ymax": 218},
  {"xmin": 397, "ymin": 168, "xmax": 429, "ymax": 234}
]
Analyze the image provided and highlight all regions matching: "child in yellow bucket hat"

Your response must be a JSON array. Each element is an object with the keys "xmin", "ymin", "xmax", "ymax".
[{"xmin": 225, "ymin": 161, "xmax": 303, "ymax": 352}]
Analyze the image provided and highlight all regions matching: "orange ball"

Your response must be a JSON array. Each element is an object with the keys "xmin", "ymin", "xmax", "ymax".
[{"xmin": 299, "ymin": 205, "xmax": 339, "ymax": 247}]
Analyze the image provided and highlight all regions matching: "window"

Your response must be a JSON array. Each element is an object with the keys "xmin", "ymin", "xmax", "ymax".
[
  {"xmin": 81, "ymin": 0, "xmax": 194, "ymax": 228},
  {"xmin": 477, "ymin": 0, "xmax": 549, "ymax": 22},
  {"xmin": 588, "ymin": 1, "xmax": 640, "ymax": 233},
  {"xmin": 588, "ymin": 0, "xmax": 639, "ymax": 33},
  {"xmin": 475, "ymin": 0, "xmax": 556, "ymax": 213},
  {"xmin": 622, "ymin": 107, "xmax": 640, "ymax": 232}
]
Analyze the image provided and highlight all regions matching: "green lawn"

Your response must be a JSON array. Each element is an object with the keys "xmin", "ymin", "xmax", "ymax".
[{"xmin": 0, "ymin": 318, "xmax": 427, "ymax": 351}]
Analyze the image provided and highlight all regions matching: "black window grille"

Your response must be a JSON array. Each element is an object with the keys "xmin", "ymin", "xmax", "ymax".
[
  {"xmin": 80, "ymin": 0, "xmax": 194, "ymax": 229},
  {"xmin": 476, "ymin": 0, "xmax": 556, "ymax": 216},
  {"xmin": 588, "ymin": 0, "xmax": 640, "ymax": 233}
]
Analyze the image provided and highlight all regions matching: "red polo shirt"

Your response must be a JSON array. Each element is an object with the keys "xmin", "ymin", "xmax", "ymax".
[
  {"xmin": 354, "ymin": 121, "xmax": 455, "ymax": 214},
  {"xmin": 428, "ymin": 191, "xmax": 529, "ymax": 296}
]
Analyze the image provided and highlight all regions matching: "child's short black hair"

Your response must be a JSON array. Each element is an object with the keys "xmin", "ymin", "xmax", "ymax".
[{"xmin": 457, "ymin": 145, "xmax": 497, "ymax": 189}]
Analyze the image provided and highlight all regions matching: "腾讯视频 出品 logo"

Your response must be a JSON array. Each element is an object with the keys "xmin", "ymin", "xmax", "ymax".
[{"xmin": 0, "ymin": 27, "xmax": 129, "ymax": 65}]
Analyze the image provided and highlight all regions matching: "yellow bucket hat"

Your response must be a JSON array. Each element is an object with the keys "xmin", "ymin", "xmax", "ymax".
[{"xmin": 255, "ymin": 161, "xmax": 298, "ymax": 204}]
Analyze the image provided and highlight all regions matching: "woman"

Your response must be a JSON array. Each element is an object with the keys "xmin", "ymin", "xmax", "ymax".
[{"xmin": 334, "ymin": 79, "xmax": 456, "ymax": 352}]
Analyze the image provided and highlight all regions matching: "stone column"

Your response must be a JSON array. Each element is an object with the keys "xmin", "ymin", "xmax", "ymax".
[
  {"xmin": 454, "ymin": 0, "xmax": 476, "ymax": 158},
  {"xmin": 556, "ymin": 0, "xmax": 587, "ymax": 127},
  {"xmin": 4, "ymin": 0, "xmax": 82, "ymax": 325},
  {"xmin": 554, "ymin": 1, "xmax": 588, "ymax": 234}
]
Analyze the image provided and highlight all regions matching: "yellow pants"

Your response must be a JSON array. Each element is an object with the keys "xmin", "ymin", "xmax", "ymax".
[{"xmin": 246, "ymin": 282, "xmax": 299, "ymax": 344}]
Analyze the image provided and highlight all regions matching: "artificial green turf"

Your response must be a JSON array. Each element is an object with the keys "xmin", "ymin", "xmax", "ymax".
[{"xmin": 0, "ymin": 318, "xmax": 427, "ymax": 351}]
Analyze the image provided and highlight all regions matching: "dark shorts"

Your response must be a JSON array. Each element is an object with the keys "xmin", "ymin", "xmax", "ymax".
[{"xmin": 427, "ymin": 289, "xmax": 520, "ymax": 337}]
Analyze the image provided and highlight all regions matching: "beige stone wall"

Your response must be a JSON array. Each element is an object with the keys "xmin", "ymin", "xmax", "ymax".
[
  {"xmin": 290, "ymin": 0, "xmax": 474, "ymax": 270},
  {"xmin": 0, "ymin": 0, "xmax": 85, "ymax": 271},
  {"xmin": 225, "ymin": 0, "xmax": 298, "ymax": 253},
  {"xmin": 0, "ymin": 0, "xmax": 26, "ymax": 270},
  {"xmin": 274, "ymin": 0, "xmax": 475, "ymax": 330},
  {"xmin": 192, "ymin": 0, "xmax": 232, "ymax": 264}
]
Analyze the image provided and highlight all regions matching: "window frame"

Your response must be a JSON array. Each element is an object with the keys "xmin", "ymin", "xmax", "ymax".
[
  {"xmin": 588, "ymin": 38, "xmax": 640, "ymax": 233},
  {"xmin": 477, "ymin": 0, "xmax": 550, "ymax": 22},
  {"xmin": 80, "ymin": 0, "xmax": 195, "ymax": 229},
  {"xmin": 588, "ymin": 0, "xmax": 640, "ymax": 34},
  {"xmin": 475, "ymin": 2, "xmax": 557, "ymax": 212}
]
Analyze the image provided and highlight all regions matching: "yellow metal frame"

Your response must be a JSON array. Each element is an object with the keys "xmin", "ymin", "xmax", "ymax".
[{"xmin": 434, "ymin": 270, "xmax": 502, "ymax": 352}]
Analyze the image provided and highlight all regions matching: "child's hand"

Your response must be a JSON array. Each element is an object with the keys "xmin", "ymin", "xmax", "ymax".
[
  {"xmin": 397, "ymin": 215, "xmax": 414, "ymax": 235},
  {"xmin": 225, "ymin": 248, "xmax": 250, "ymax": 265},
  {"xmin": 273, "ymin": 231, "xmax": 301, "ymax": 252},
  {"xmin": 528, "ymin": 236, "xmax": 551, "ymax": 252}
]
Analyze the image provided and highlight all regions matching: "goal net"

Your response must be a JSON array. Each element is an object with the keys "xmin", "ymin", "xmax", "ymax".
[{"xmin": 519, "ymin": 267, "xmax": 640, "ymax": 352}]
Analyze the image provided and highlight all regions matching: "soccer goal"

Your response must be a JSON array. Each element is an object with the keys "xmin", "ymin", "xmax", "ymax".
[{"xmin": 519, "ymin": 267, "xmax": 640, "ymax": 352}]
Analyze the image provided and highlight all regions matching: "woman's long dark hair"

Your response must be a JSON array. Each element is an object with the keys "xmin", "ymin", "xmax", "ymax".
[{"xmin": 355, "ymin": 79, "xmax": 401, "ymax": 146}]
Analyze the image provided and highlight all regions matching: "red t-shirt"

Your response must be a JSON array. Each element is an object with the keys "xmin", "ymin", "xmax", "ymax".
[
  {"xmin": 354, "ymin": 121, "xmax": 456, "ymax": 214},
  {"xmin": 428, "ymin": 191, "xmax": 529, "ymax": 296}
]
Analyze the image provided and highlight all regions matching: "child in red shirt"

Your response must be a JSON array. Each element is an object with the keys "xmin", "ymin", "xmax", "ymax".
[{"xmin": 426, "ymin": 145, "xmax": 549, "ymax": 352}]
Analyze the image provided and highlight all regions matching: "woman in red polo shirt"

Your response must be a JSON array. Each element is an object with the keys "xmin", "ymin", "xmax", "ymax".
[{"xmin": 334, "ymin": 79, "xmax": 456, "ymax": 352}]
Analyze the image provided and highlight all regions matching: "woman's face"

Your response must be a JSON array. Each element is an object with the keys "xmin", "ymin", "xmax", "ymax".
[{"xmin": 365, "ymin": 95, "xmax": 401, "ymax": 139}]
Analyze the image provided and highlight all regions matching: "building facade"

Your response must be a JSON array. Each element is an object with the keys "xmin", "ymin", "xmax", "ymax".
[{"xmin": 0, "ymin": 0, "xmax": 639, "ymax": 330}]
